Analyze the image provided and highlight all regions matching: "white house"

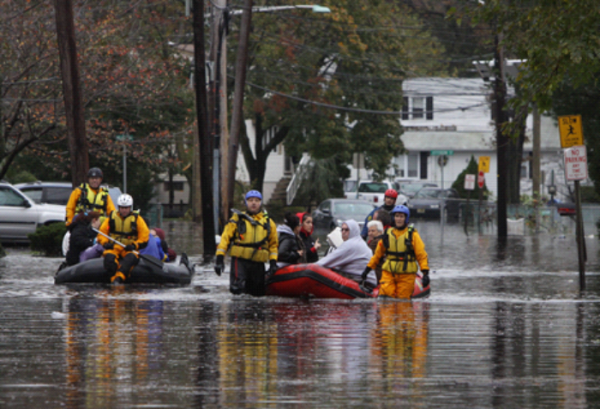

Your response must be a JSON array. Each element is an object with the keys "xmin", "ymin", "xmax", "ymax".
[{"xmin": 395, "ymin": 77, "xmax": 568, "ymax": 200}]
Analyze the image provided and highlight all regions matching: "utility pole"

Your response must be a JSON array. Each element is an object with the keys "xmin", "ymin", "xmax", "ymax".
[
  {"xmin": 226, "ymin": 0, "xmax": 253, "ymax": 217},
  {"xmin": 494, "ymin": 35, "xmax": 508, "ymax": 239},
  {"xmin": 532, "ymin": 103, "xmax": 541, "ymax": 233},
  {"xmin": 208, "ymin": 0, "xmax": 229, "ymax": 228},
  {"xmin": 192, "ymin": 0, "xmax": 216, "ymax": 260},
  {"xmin": 53, "ymin": 0, "xmax": 89, "ymax": 186}
]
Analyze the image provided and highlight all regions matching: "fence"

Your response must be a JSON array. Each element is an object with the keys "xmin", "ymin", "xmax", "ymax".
[{"xmin": 458, "ymin": 201, "xmax": 600, "ymax": 236}]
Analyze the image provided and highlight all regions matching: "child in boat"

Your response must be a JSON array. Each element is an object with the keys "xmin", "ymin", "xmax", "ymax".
[
  {"xmin": 296, "ymin": 212, "xmax": 320, "ymax": 262},
  {"xmin": 66, "ymin": 211, "xmax": 102, "ymax": 266},
  {"xmin": 277, "ymin": 212, "xmax": 306, "ymax": 268},
  {"xmin": 362, "ymin": 205, "xmax": 430, "ymax": 299}
]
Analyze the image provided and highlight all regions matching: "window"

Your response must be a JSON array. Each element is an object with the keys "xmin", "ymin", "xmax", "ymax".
[
  {"xmin": 20, "ymin": 188, "xmax": 43, "ymax": 204},
  {"xmin": 45, "ymin": 187, "xmax": 72, "ymax": 205},
  {"xmin": 395, "ymin": 153, "xmax": 420, "ymax": 179},
  {"xmin": 0, "ymin": 187, "xmax": 27, "ymax": 206},
  {"xmin": 163, "ymin": 182, "xmax": 185, "ymax": 192},
  {"xmin": 402, "ymin": 96, "xmax": 434, "ymax": 120}
]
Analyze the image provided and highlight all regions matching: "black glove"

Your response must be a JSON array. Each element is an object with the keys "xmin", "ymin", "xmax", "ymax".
[
  {"xmin": 124, "ymin": 244, "xmax": 136, "ymax": 252},
  {"xmin": 214, "ymin": 255, "xmax": 224, "ymax": 277},
  {"xmin": 421, "ymin": 270, "xmax": 430, "ymax": 287},
  {"xmin": 103, "ymin": 242, "xmax": 114, "ymax": 250},
  {"xmin": 266, "ymin": 260, "xmax": 278, "ymax": 277},
  {"xmin": 361, "ymin": 267, "xmax": 371, "ymax": 282}
]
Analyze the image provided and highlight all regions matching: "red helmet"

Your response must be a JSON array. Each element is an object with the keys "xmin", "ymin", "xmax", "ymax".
[{"xmin": 384, "ymin": 188, "xmax": 398, "ymax": 199}]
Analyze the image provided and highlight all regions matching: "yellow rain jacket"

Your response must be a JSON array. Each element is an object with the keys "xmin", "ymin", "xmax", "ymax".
[
  {"xmin": 98, "ymin": 210, "xmax": 149, "ymax": 251},
  {"xmin": 368, "ymin": 225, "xmax": 429, "ymax": 274},
  {"xmin": 216, "ymin": 210, "xmax": 278, "ymax": 263},
  {"xmin": 66, "ymin": 183, "xmax": 116, "ymax": 226}
]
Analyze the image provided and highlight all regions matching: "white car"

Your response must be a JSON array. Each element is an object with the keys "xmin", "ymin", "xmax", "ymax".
[
  {"xmin": 352, "ymin": 180, "xmax": 408, "ymax": 206},
  {"xmin": 0, "ymin": 182, "xmax": 65, "ymax": 243}
]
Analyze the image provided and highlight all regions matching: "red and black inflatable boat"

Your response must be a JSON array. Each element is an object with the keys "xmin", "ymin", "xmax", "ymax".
[{"xmin": 266, "ymin": 263, "xmax": 430, "ymax": 299}]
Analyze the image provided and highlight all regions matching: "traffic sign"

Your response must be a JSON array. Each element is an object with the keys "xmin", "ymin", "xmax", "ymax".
[
  {"xmin": 431, "ymin": 150, "xmax": 454, "ymax": 156},
  {"xmin": 564, "ymin": 145, "xmax": 588, "ymax": 181},
  {"xmin": 465, "ymin": 174, "xmax": 475, "ymax": 191},
  {"xmin": 558, "ymin": 115, "xmax": 584, "ymax": 148},
  {"xmin": 478, "ymin": 156, "xmax": 490, "ymax": 173},
  {"xmin": 477, "ymin": 171, "xmax": 485, "ymax": 189}
]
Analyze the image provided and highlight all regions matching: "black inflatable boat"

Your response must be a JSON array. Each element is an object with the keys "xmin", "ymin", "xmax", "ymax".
[{"xmin": 54, "ymin": 253, "xmax": 194, "ymax": 285}]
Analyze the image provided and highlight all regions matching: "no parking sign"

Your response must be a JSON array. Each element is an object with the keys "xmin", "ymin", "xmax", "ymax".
[{"xmin": 564, "ymin": 145, "xmax": 588, "ymax": 181}]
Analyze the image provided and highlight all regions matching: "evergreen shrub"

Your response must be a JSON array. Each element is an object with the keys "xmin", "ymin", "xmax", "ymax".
[{"xmin": 28, "ymin": 223, "xmax": 67, "ymax": 257}]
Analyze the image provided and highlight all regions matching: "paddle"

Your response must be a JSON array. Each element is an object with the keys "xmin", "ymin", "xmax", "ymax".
[{"xmin": 92, "ymin": 228, "xmax": 164, "ymax": 269}]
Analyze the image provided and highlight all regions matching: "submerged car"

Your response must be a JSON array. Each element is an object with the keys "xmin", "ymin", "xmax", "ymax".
[
  {"xmin": 407, "ymin": 187, "xmax": 461, "ymax": 219},
  {"xmin": 312, "ymin": 198, "xmax": 377, "ymax": 232},
  {"xmin": 0, "ymin": 182, "xmax": 65, "ymax": 243}
]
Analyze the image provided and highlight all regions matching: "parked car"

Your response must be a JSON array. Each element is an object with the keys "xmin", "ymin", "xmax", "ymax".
[
  {"xmin": 407, "ymin": 187, "xmax": 461, "ymax": 219},
  {"xmin": 15, "ymin": 181, "xmax": 122, "ymax": 206},
  {"xmin": 312, "ymin": 198, "xmax": 377, "ymax": 232},
  {"xmin": 0, "ymin": 181, "xmax": 66, "ymax": 243},
  {"xmin": 344, "ymin": 180, "xmax": 408, "ymax": 205},
  {"xmin": 396, "ymin": 180, "xmax": 439, "ymax": 198}
]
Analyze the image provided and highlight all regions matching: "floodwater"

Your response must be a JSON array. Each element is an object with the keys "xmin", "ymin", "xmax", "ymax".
[{"xmin": 2, "ymin": 219, "xmax": 600, "ymax": 408}]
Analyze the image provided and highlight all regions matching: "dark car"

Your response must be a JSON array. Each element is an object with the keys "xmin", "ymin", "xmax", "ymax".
[
  {"xmin": 15, "ymin": 181, "xmax": 122, "ymax": 206},
  {"xmin": 407, "ymin": 187, "xmax": 461, "ymax": 219},
  {"xmin": 312, "ymin": 198, "xmax": 377, "ymax": 232},
  {"xmin": 396, "ymin": 180, "xmax": 439, "ymax": 198}
]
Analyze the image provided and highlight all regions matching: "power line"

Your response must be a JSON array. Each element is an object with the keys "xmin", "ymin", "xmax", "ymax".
[{"xmin": 241, "ymin": 77, "xmax": 488, "ymax": 115}]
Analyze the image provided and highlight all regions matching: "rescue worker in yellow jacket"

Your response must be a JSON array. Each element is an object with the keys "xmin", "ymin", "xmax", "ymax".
[
  {"xmin": 65, "ymin": 167, "xmax": 116, "ymax": 228},
  {"xmin": 97, "ymin": 194, "xmax": 149, "ymax": 284},
  {"xmin": 361, "ymin": 205, "xmax": 430, "ymax": 299},
  {"xmin": 215, "ymin": 190, "xmax": 278, "ymax": 296}
]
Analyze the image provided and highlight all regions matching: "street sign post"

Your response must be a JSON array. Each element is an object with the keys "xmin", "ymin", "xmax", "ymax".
[
  {"xmin": 116, "ymin": 134, "xmax": 133, "ymax": 193},
  {"xmin": 478, "ymin": 156, "xmax": 490, "ymax": 173},
  {"xmin": 558, "ymin": 115, "xmax": 584, "ymax": 148},
  {"xmin": 564, "ymin": 145, "xmax": 588, "ymax": 181},
  {"xmin": 465, "ymin": 174, "xmax": 475, "ymax": 191},
  {"xmin": 477, "ymin": 171, "xmax": 485, "ymax": 189},
  {"xmin": 563, "ymin": 144, "xmax": 587, "ymax": 290},
  {"xmin": 431, "ymin": 150, "xmax": 454, "ymax": 156}
]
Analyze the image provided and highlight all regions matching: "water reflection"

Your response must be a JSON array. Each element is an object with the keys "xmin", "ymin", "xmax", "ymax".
[
  {"xmin": 64, "ymin": 291, "xmax": 165, "ymax": 408},
  {"xmin": 195, "ymin": 300, "xmax": 429, "ymax": 407}
]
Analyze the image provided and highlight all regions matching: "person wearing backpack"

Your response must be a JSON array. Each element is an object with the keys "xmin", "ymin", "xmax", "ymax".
[
  {"xmin": 361, "ymin": 205, "xmax": 430, "ymax": 299},
  {"xmin": 214, "ymin": 190, "xmax": 278, "ymax": 296}
]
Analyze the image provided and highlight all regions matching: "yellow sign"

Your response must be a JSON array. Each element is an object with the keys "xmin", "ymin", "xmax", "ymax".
[
  {"xmin": 558, "ymin": 115, "xmax": 584, "ymax": 148},
  {"xmin": 478, "ymin": 156, "xmax": 490, "ymax": 173}
]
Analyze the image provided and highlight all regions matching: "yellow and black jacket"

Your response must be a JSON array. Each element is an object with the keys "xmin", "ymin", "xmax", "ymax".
[
  {"xmin": 368, "ymin": 225, "xmax": 429, "ymax": 274},
  {"xmin": 97, "ymin": 210, "xmax": 149, "ymax": 250},
  {"xmin": 66, "ymin": 183, "xmax": 116, "ymax": 226},
  {"xmin": 216, "ymin": 210, "xmax": 278, "ymax": 263}
]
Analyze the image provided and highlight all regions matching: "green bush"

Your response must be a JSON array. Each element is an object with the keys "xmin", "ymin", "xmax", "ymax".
[
  {"xmin": 28, "ymin": 223, "xmax": 67, "ymax": 257},
  {"xmin": 581, "ymin": 186, "xmax": 600, "ymax": 203}
]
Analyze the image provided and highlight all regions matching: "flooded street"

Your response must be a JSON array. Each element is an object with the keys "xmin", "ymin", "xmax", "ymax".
[{"xmin": 2, "ymin": 220, "xmax": 600, "ymax": 408}]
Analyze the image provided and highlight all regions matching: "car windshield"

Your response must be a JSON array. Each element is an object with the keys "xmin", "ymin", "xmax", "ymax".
[
  {"xmin": 358, "ymin": 182, "xmax": 388, "ymax": 193},
  {"xmin": 334, "ymin": 202, "xmax": 374, "ymax": 216},
  {"xmin": 415, "ymin": 189, "xmax": 443, "ymax": 199},
  {"xmin": 401, "ymin": 184, "xmax": 424, "ymax": 194}
]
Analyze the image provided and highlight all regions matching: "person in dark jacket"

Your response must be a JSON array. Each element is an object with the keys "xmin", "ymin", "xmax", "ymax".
[
  {"xmin": 66, "ymin": 211, "xmax": 102, "ymax": 266},
  {"xmin": 277, "ymin": 212, "xmax": 306, "ymax": 268},
  {"xmin": 296, "ymin": 212, "xmax": 321, "ymax": 263}
]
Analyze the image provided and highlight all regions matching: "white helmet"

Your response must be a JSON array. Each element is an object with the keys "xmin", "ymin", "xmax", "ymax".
[{"xmin": 117, "ymin": 194, "xmax": 133, "ymax": 208}]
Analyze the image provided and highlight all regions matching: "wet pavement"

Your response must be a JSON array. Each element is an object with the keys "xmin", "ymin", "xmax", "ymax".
[{"xmin": 1, "ymin": 219, "xmax": 600, "ymax": 408}]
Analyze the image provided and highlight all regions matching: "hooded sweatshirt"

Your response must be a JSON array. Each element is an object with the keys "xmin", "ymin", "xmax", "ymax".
[
  {"xmin": 276, "ymin": 224, "xmax": 306, "ymax": 268},
  {"xmin": 316, "ymin": 219, "xmax": 377, "ymax": 285}
]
